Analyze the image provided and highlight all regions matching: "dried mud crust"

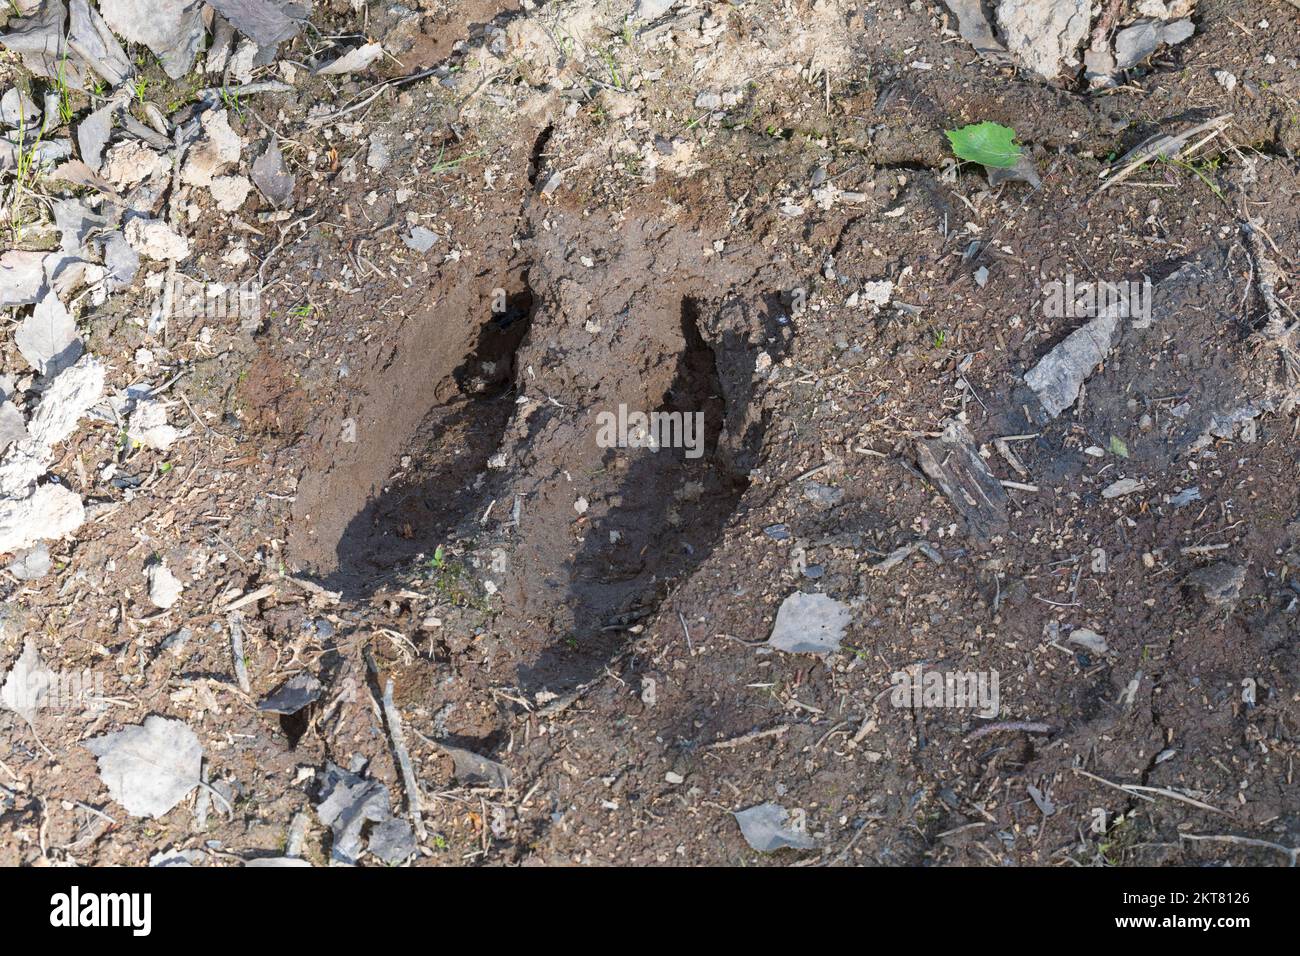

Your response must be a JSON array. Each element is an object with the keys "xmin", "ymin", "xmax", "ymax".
[{"xmin": 3, "ymin": 0, "xmax": 1300, "ymax": 867}]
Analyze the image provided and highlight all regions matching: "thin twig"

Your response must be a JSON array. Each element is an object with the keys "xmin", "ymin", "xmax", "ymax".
[
  {"xmin": 706, "ymin": 725, "xmax": 791, "ymax": 750},
  {"xmin": 1072, "ymin": 768, "xmax": 1231, "ymax": 815},
  {"xmin": 364, "ymin": 649, "xmax": 426, "ymax": 840},
  {"xmin": 228, "ymin": 612, "xmax": 251, "ymax": 693},
  {"xmin": 1180, "ymin": 832, "xmax": 1298, "ymax": 866},
  {"xmin": 1096, "ymin": 115, "xmax": 1231, "ymax": 194}
]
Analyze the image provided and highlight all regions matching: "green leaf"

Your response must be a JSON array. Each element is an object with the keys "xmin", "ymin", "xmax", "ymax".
[
  {"xmin": 945, "ymin": 122, "xmax": 1022, "ymax": 169},
  {"xmin": 1109, "ymin": 435, "xmax": 1129, "ymax": 458}
]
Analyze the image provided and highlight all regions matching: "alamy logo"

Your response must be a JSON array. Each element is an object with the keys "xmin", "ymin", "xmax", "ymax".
[
  {"xmin": 5, "ymin": 668, "xmax": 105, "ymax": 715},
  {"xmin": 170, "ymin": 276, "xmax": 262, "ymax": 322},
  {"xmin": 595, "ymin": 404, "xmax": 705, "ymax": 459},
  {"xmin": 890, "ymin": 666, "xmax": 999, "ymax": 718},
  {"xmin": 50, "ymin": 887, "xmax": 152, "ymax": 936},
  {"xmin": 1043, "ymin": 273, "xmax": 1152, "ymax": 327}
]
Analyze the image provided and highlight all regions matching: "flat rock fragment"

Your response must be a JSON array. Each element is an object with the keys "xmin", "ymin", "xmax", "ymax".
[
  {"xmin": 127, "ymin": 398, "xmax": 180, "ymax": 450},
  {"xmin": 103, "ymin": 140, "xmax": 169, "ymax": 187},
  {"xmin": 1114, "ymin": 18, "xmax": 1195, "ymax": 70},
  {"xmin": 209, "ymin": 174, "xmax": 252, "ymax": 211},
  {"xmin": 734, "ymin": 803, "xmax": 818, "ymax": 852},
  {"xmin": 995, "ymin": 0, "xmax": 1090, "ymax": 79},
  {"xmin": 943, "ymin": 0, "xmax": 1008, "ymax": 59},
  {"xmin": 26, "ymin": 355, "xmax": 105, "ymax": 447},
  {"xmin": 767, "ymin": 592, "xmax": 850, "ymax": 654},
  {"xmin": 439, "ymin": 744, "xmax": 510, "ymax": 789},
  {"xmin": 125, "ymin": 217, "xmax": 191, "ymax": 262},
  {"xmin": 1185, "ymin": 562, "xmax": 1246, "ymax": 607},
  {"xmin": 147, "ymin": 562, "xmax": 183, "ymax": 609},
  {"xmin": 0, "ymin": 483, "xmax": 85, "ymax": 553},
  {"xmin": 258, "ymin": 673, "xmax": 323, "ymax": 715}
]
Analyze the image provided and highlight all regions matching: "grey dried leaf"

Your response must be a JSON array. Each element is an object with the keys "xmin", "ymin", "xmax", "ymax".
[
  {"xmin": 206, "ymin": 0, "xmax": 306, "ymax": 49},
  {"xmin": 402, "ymin": 226, "xmax": 438, "ymax": 253},
  {"xmin": 316, "ymin": 42, "xmax": 384, "ymax": 75},
  {"xmin": 0, "ymin": 1, "xmax": 67, "ymax": 81},
  {"xmin": 0, "ymin": 250, "xmax": 47, "ymax": 308},
  {"xmin": 102, "ymin": 230, "xmax": 140, "ymax": 290},
  {"xmin": 50, "ymin": 159, "xmax": 121, "ymax": 198},
  {"xmin": 1101, "ymin": 477, "xmax": 1144, "ymax": 499},
  {"xmin": 0, "ymin": 87, "xmax": 41, "ymax": 128},
  {"xmin": 16, "ymin": 289, "xmax": 82, "ymax": 377},
  {"xmin": 1027, "ymin": 784, "xmax": 1057, "ymax": 816},
  {"xmin": 67, "ymin": 0, "xmax": 133, "ymax": 87},
  {"xmin": 99, "ymin": 0, "xmax": 205, "ymax": 80},
  {"xmin": 51, "ymin": 197, "xmax": 107, "ymax": 253},
  {"xmin": 76, "ymin": 101, "xmax": 116, "ymax": 172},
  {"xmin": 150, "ymin": 848, "xmax": 206, "ymax": 867},
  {"xmin": 1067, "ymin": 628, "xmax": 1108, "ymax": 654},
  {"xmin": 85, "ymin": 716, "xmax": 204, "ymax": 819},
  {"xmin": 367, "ymin": 817, "xmax": 416, "ymax": 864},
  {"xmin": 250, "ymin": 138, "xmax": 296, "ymax": 206},
  {"xmin": 315, "ymin": 762, "xmax": 392, "ymax": 864}
]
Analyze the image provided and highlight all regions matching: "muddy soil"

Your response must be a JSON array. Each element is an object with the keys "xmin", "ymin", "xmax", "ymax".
[{"xmin": 2, "ymin": 0, "xmax": 1299, "ymax": 867}]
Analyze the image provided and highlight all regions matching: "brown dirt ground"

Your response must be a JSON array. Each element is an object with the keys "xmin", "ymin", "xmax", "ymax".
[{"xmin": 2, "ymin": 0, "xmax": 1299, "ymax": 866}]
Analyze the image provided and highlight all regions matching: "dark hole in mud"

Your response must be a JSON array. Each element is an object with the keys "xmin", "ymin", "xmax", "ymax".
[
  {"xmin": 453, "ymin": 287, "xmax": 533, "ymax": 396},
  {"xmin": 515, "ymin": 297, "xmax": 759, "ymax": 689},
  {"xmin": 325, "ymin": 285, "xmax": 534, "ymax": 595},
  {"xmin": 278, "ymin": 708, "xmax": 311, "ymax": 749},
  {"xmin": 527, "ymin": 124, "xmax": 553, "ymax": 185}
]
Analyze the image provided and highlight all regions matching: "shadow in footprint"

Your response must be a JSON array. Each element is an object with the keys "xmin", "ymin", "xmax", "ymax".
[
  {"xmin": 325, "ymin": 288, "xmax": 533, "ymax": 598},
  {"xmin": 515, "ymin": 297, "xmax": 766, "ymax": 691}
]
